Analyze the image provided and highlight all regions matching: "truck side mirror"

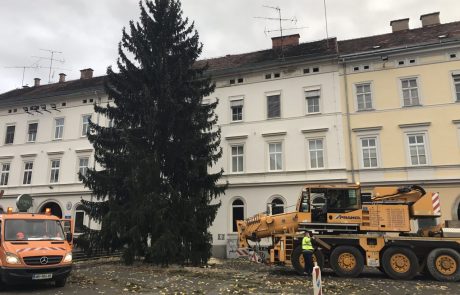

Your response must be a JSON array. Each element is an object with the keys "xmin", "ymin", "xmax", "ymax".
[{"xmin": 66, "ymin": 232, "xmax": 72, "ymax": 243}]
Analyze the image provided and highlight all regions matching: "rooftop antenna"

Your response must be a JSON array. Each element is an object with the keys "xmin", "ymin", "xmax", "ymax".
[
  {"xmin": 32, "ymin": 49, "xmax": 65, "ymax": 84},
  {"xmin": 254, "ymin": 5, "xmax": 307, "ymax": 58},
  {"xmin": 323, "ymin": 0, "xmax": 330, "ymax": 48},
  {"xmin": 4, "ymin": 62, "xmax": 42, "ymax": 87}
]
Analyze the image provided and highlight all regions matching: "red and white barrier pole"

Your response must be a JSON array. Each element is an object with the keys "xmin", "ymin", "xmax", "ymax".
[{"xmin": 312, "ymin": 262, "xmax": 322, "ymax": 295}]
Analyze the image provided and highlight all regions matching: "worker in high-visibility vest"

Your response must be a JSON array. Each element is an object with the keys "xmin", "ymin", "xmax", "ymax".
[{"xmin": 302, "ymin": 231, "xmax": 314, "ymax": 276}]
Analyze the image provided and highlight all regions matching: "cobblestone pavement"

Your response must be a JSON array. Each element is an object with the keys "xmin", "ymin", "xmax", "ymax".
[{"xmin": 0, "ymin": 258, "xmax": 457, "ymax": 294}]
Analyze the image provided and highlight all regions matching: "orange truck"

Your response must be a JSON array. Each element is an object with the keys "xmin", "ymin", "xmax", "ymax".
[{"xmin": 0, "ymin": 207, "xmax": 73, "ymax": 287}]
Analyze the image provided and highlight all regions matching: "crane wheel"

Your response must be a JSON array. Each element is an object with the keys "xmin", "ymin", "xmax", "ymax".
[
  {"xmin": 426, "ymin": 248, "xmax": 460, "ymax": 282},
  {"xmin": 291, "ymin": 245, "xmax": 324, "ymax": 275},
  {"xmin": 382, "ymin": 247, "xmax": 419, "ymax": 280},
  {"xmin": 330, "ymin": 246, "xmax": 364, "ymax": 277}
]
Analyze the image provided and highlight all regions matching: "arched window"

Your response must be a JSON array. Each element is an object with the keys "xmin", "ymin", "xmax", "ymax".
[
  {"xmin": 232, "ymin": 199, "xmax": 245, "ymax": 232},
  {"xmin": 457, "ymin": 202, "xmax": 460, "ymax": 220},
  {"xmin": 74, "ymin": 205, "xmax": 86, "ymax": 234},
  {"xmin": 271, "ymin": 198, "xmax": 285, "ymax": 214}
]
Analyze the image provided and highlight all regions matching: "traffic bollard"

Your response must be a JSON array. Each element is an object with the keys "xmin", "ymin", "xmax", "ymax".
[{"xmin": 312, "ymin": 262, "xmax": 322, "ymax": 295}]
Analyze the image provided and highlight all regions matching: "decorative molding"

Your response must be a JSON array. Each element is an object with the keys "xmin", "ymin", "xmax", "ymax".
[
  {"xmin": 301, "ymin": 128, "xmax": 329, "ymax": 134},
  {"xmin": 46, "ymin": 151, "xmax": 65, "ymax": 156},
  {"xmin": 20, "ymin": 153, "xmax": 37, "ymax": 158},
  {"xmin": 0, "ymin": 155, "xmax": 14, "ymax": 160},
  {"xmin": 75, "ymin": 148, "xmax": 93, "ymax": 154},
  {"xmin": 352, "ymin": 126, "xmax": 382, "ymax": 132},
  {"xmin": 453, "ymin": 119, "xmax": 460, "ymax": 125},
  {"xmin": 398, "ymin": 122, "xmax": 431, "ymax": 129},
  {"xmin": 261, "ymin": 131, "xmax": 287, "ymax": 137},
  {"xmin": 225, "ymin": 135, "xmax": 248, "ymax": 140}
]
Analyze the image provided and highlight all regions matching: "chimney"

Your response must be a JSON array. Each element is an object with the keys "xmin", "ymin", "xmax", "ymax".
[
  {"xmin": 80, "ymin": 68, "xmax": 94, "ymax": 80},
  {"xmin": 34, "ymin": 78, "xmax": 41, "ymax": 87},
  {"xmin": 420, "ymin": 12, "xmax": 440, "ymax": 27},
  {"xmin": 390, "ymin": 18, "xmax": 409, "ymax": 32},
  {"xmin": 59, "ymin": 73, "xmax": 66, "ymax": 83},
  {"xmin": 271, "ymin": 34, "xmax": 300, "ymax": 49}
]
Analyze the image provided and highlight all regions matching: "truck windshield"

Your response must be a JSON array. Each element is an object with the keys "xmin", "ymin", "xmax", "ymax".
[{"xmin": 5, "ymin": 219, "xmax": 65, "ymax": 241}]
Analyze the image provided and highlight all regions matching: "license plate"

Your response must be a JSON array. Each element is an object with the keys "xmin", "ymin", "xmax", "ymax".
[{"xmin": 32, "ymin": 273, "xmax": 53, "ymax": 280}]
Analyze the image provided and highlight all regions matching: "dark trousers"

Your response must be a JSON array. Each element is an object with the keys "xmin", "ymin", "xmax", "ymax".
[{"xmin": 302, "ymin": 250, "xmax": 313, "ymax": 274}]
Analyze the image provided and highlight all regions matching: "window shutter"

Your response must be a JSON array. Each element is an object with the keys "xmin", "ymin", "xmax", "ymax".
[{"xmin": 267, "ymin": 95, "xmax": 280, "ymax": 118}]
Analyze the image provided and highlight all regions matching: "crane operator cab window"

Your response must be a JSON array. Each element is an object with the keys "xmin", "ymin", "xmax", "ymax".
[{"xmin": 327, "ymin": 188, "xmax": 360, "ymax": 213}]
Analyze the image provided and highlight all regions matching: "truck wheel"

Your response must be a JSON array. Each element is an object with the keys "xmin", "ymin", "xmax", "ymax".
[
  {"xmin": 426, "ymin": 248, "xmax": 460, "ymax": 282},
  {"xmin": 291, "ymin": 245, "xmax": 324, "ymax": 275},
  {"xmin": 382, "ymin": 247, "xmax": 419, "ymax": 280},
  {"xmin": 55, "ymin": 277, "xmax": 67, "ymax": 287},
  {"xmin": 330, "ymin": 246, "xmax": 364, "ymax": 277}
]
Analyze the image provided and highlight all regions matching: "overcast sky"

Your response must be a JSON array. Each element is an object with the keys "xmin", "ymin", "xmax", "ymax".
[{"xmin": 0, "ymin": 0, "xmax": 458, "ymax": 93}]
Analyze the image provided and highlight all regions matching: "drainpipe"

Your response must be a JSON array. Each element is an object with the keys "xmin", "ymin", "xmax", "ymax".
[{"xmin": 342, "ymin": 59, "xmax": 356, "ymax": 183}]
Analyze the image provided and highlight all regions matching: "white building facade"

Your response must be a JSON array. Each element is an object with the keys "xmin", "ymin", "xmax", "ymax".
[{"xmin": 0, "ymin": 70, "xmax": 106, "ymax": 235}]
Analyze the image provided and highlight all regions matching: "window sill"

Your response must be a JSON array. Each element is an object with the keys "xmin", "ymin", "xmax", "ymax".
[
  {"xmin": 402, "ymin": 104, "xmax": 423, "ymax": 108},
  {"xmin": 267, "ymin": 170, "xmax": 284, "ymax": 173},
  {"xmin": 26, "ymin": 141, "xmax": 36, "ymax": 144},
  {"xmin": 52, "ymin": 138, "xmax": 63, "ymax": 141},
  {"xmin": 306, "ymin": 112, "xmax": 322, "ymax": 116},
  {"xmin": 267, "ymin": 117, "xmax": 281, "ymax": 120},
  {"xmin": 230, "ymin": 120, "xmax": 244, "ymax": 124},
  {"xmin": 309, "ymin": 167, "xmax": 327, "ymax": 170},
  {"xmin": 356, "ymin": 108, "xmax": 375, "ymax": 112},
  {"xmin": 360, "ymin": 166, "xmax": 380, "ymax": 170}
]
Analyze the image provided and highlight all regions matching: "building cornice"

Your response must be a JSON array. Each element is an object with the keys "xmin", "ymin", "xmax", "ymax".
[
  {"xmin": 261, "ymin": 131, "xmax": 287, "ymax": 137},
  {"xmin": 352, "ymin": 126, "xmax": 383, "ymax": 132},
  {"xmin": 301, "ymin": 128, "xmax": 329, "ymax": 134},
  {"xmin": 224, "ymin": 135, "xmax": 248, "ymax": 140},
  {"xmin": 398, "ymin": 122, "xmax": 431, "ymax": 129}
]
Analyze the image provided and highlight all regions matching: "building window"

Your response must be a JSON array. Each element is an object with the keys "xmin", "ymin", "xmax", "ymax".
[
  {"xmin": 54, "ymin": 118, "xmax": 64, "ymax": 140},
  {"xmin": 267, "ymin": 94, "xmax": 281, "ymax": 119},
  {"xmin": 356, "ymin": 83, "xmax": 373, "ymax": 111},
  {"xmin": 231, "ymin": 145, "xmax": 244, "ymax": 173},
  {"xmin": 0, "ymin": 163, "xmax": 10, "ymax": 186},
  {"xmin": 74, "ymin": 205, "xmax": 86, "ymax": 234},
  {"xmin": 361, "ymin": 137, "xmax": 378, "ymax": 168},
  {"xmin": 23, "ymin": 162, "xmax": 33, "ymax": 185},
  {"xmin": 27, "ymin": 123, "xmax": 38, "ymax": 142},
  {"xmin": 269, "ymin": 142, "xmax": 282, "ymax": 171},
  {"xmin": 232, "ymin": 199, "xmax": 245, "ymax": 232},
  {"xmin": 453, "ymin": 74, "xmax": 460, "ymax": 102},
  {"xmin": 4, "ymin": 125, "xmax": 15, "ymax": 144},
  {"xmin": 401, "ymin": 78, "xmax": 420, "ymax": 106},
  {"xmin": 81, "ymin": 115, "xmax": 91, "ymax": 137},
  {"xmin": 308, "ymin": 139, "xmax": 324, "ymax": 169},
  {"xmin": 230, "ymin": 100, "xmax": 243, "ymax": 122},
  {"xmin": 78, "ymin": 157, "xmax": 89, "ymax": 178},
  {"xmin": 407, "ymin": 134, "xmax": 427, "ymax": 166},
  {"xmin": 271, "ymin": 197, "xmax": 285, "ymax": 214},
  {"xmin": 305, "ymin": 89, "xmax": 320, "ymax": 114},
  {"xmin": 50, "ymin": 159, "xmax": 61, "ymax": 183}
]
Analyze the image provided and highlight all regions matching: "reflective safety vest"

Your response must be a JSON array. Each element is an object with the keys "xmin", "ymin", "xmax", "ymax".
[{"xmin": 302, "ymin": 236, "xmax": 314, "ymax": 251}]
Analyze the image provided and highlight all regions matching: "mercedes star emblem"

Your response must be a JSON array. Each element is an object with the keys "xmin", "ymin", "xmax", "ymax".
[{"xmin": 40, "ymin": 256, "xmax": 49, "ymax": 265}]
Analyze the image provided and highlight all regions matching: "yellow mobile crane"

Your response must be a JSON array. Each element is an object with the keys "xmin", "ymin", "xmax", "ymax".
[{"xmin": 237, "ymin": 184, "xmax": 460, "ymax": 281}]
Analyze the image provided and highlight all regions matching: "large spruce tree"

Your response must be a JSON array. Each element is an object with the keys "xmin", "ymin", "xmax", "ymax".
[{"xmin": 79, "ymin": 0, "xmax": 225, "ymax": 265}]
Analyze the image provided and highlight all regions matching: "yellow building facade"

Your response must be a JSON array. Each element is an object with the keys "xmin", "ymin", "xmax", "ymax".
[{"xmin": 339, "ymin": 13, "xmax": 460, "ymax": 220}]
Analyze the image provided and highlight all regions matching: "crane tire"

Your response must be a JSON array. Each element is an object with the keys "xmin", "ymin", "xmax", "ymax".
[
  {"xmin": 426, "ymin": 248, "xmax": 460, "ymax": 282},
  {"xmin": 291, "ymin": 245, "xmax": 324, "ymax": 275},
  {"xmin": 330, "ymin": 246, "xmax": 364, "ymax": 277},
  {"xmin": 382, "ymin": 247, "xmax": 419, "ymax": 280}
]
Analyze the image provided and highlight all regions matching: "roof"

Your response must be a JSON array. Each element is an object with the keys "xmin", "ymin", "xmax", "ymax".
[
  {"xmin": 338, "ymin": 20, "xmax": 460, "ymax": 55},
  {"xmin": 0, "ymin": 75, "xmax": 105, "ymax": 102},
  {"xmin": 195, "ymin": 37, "xmax": 338, "ymax": 75}
]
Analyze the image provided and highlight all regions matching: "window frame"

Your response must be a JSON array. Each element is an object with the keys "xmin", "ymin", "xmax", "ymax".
[
  {"xmin": 53, "ymin": 117, "xmax": 65, "ymax": 140},
  {"xmin": 49, "ymin": 158, "xmax": 61, "ymax": 183},
  {"xmin": 78, "ymin": 157, "xmax": 90, "ymax": 180},
  {"xmin": 0, "ymin": 163, "xmax": 11, "ymax": 186},
  {"xmin": 307, "ymin": 138, "xmax": 326, "ymax": 169},
  {"xmin": 304, "ymin": 88, "xmax": 321, "ymax": 114},
  {"xmin": 266, "ymin": 91, "xmax": 282, "ymax": 119},
  {"xmin": 22, "ymin": 161, "xmax": 34, "ymax": 185},
  {"xmin": 74, "ymin": 205, "xmax": 86, "ymax": 234},
  {"xmin": 406, "ymin": 132, "xmax": 430, "ymax": 166},
  {"xmin": 359, "ymin": 136, "xmax": 380, "ymax": 169},
  {"xmin": 452, "ymin": 71, "xmax": 460, "ymax": 102},
  {"xmin": 399, "ymin": 76, "xmax": 422, "ymax": 107},
  {"xmin": 354, "ymin": 82, "xmax": 374, "ymax": 111},
  {"xmin": 230, "ymin": 198, "xmax": 245, "ymax": 233},
  {"xmin": 229, "ymin": 96, "xmax": 244, "ymax": 123},
  {"xmin": 27, "ymin": 121, "xmax": 38, "ymax": 143},
  {"xmin": 230, "ymin": 144, "xmax": 244, "ymax": 173},
  {"xmin": 81, "ymin": 114, "xmax": 92, "ymax": 137},
  {"xmin": 4, "ymin": 124, "xmax": 16, "ymax": 145},
  {"xmin": 268, "ymin": 141, "xmax": 283, "ymax": 171}
]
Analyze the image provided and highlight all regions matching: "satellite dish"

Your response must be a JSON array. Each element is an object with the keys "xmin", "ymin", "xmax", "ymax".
[{"xmin": 16, "ymin": 194, "xmax": 33, "ymax": 212}]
